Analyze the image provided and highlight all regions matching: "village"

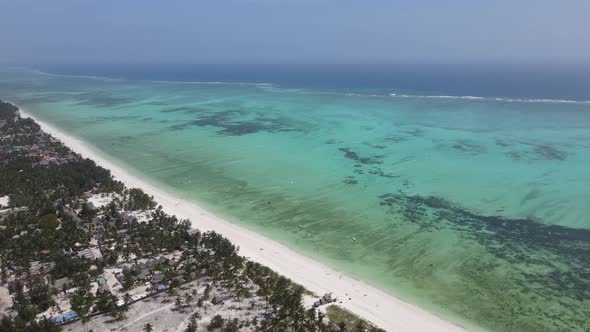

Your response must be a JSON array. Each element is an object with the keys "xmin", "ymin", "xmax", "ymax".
[
  {"xmin": 0, "ymin": 104, "xmax": 77, "ymax": 165},
  {"xmin": 2, "ymin": 185, "xmax": 342, "ymax": 331},
  {"xmin": 3, "ymin": 186, "xmax": 251, "ymax": 329}
]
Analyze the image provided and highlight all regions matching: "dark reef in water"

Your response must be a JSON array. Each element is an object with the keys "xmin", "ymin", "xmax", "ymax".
[
  {"xmin": 505, "ymin": 144, "xmax": 569, "ymax": 162},
  {"xmin": 495, "ymin": 139, "xmax": 512, "ymax": 147},
  {"xmin": 161, "ymin": 106, "xmax": 193, "ymax": 113},
  {"xmin": 168, "ymin": 109, "xmax": 301, "ymax": 136},
  {"xmin": 114, "ymin": 135, "xmax": 136, "ymax": 143},
  {"xmin": 368, "ymin": 168, "xmax": 398, "ymax": 178},
  {"xmin": 94, "ymin": 115, "xmax": 141, "ymax": 122},
  {"xmin": 505, "ymin": 151, "xmax": 524, "ymax": 161},
  {"xmin": 144, "ymin": 101, "xmax": 169, "ymax": 106},
  {"xmin": 343, "ymin": 176, "xmax": 358, "ymax": 184},
  {"xmin": 160, "ymin": 106, "xmax": 204, "ymax": 114},
  {"xmin": 378, "ymin": 192, "xmax": 590, "ymax": 305},
  {"xmin": 384, "ymin": 135, "xmax": 409, "ymax": 143},
  {"xmin": 363, "ymin": 142, "xmax": 387, "ymax": 149},
  {"xmin": 533, "ymin": 145, "xmax": 568, "ymax": 161},
  {"xmin": 520, "ymin": 188, "xmax": 540, "ymax": 205},
  {"xmin": 451, "ymin": 139, "xmax": 487, "ymax": 154},
  {"xmin": 76, "ymin": 93, "xmax": 134, "ymax": 107},
  {"xmin": 398, "ymin": 128, "xmax": 424, "ymax": 137},
  {"xmin": 325, "ymin": 138, "xmax": 343, "ymax": 144},
  {"xmin": 338, "ymin": 147, "xmax": 383, "ymax": 165},
  {"xmin": 335, "ymin": 144, "xmax": 402, "ymax": 181},
  {"xmin": 496, "ymin": 138, "xmax": 569, "ymax": 162}
]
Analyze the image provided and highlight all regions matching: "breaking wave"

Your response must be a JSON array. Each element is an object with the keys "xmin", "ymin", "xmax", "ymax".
[
  {"xmin": 30, "ymin": 69, "xmax": 590, "ymax": 104},
  {"xmin": 35, "ymin": 70, "xmax": 125, "ymax": 82},
  {"xmin": 151, "ymin": 80, "xmax": 273, "ymax": 87},
  {"xmin": 389, "ymin": 93, "xmax": 590, "ymax": 104}
]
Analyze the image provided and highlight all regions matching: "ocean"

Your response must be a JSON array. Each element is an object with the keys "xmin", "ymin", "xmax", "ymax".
[{"xmin": 1, "ymin": 64, "xmax": 589, "ymax": 331}]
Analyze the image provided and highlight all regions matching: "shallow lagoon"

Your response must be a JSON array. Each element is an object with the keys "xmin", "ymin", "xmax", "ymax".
[{"xmin": 1, "ymin": 69, "xmax": 589, "ymax": 331}]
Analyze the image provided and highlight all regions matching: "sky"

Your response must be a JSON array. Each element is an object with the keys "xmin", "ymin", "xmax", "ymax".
[{"xmin": 0, "ymin": 0, "xmax": 589, "ymax": 65}]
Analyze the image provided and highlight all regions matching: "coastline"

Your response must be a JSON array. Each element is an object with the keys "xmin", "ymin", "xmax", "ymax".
[{"xmin": 18, "ymin": 106, "xmax": 468, "ymax": 332}]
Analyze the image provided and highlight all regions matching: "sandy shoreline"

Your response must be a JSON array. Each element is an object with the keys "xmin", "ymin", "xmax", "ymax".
[{"xmin": 19, "ymin": 107, "xmax": 467, "ymax": 332}]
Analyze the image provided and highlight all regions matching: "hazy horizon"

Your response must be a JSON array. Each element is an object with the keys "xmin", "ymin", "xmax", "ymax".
[{"xmin": 1, "ymin": 0, "xmax": 590, "ymax": 65}]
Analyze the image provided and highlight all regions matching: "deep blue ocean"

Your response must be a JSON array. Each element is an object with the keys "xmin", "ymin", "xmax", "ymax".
[{"xmin": 39, "ymin": 62, "xmax": 590, "ymax": 101}]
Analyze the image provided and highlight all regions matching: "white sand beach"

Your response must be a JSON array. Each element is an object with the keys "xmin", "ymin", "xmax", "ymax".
[{"xmin": 20, "ymin": 108, "xmax": 467, "ymax": 332}]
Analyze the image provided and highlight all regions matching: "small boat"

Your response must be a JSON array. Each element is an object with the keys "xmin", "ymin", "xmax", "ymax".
[
  {"xmin": 298, "ymin": 224, "xmax": 304, "ymax": 229},
  {"xmin": 351, "ymin": 236, "xmax": 357, "ymax": 242}
]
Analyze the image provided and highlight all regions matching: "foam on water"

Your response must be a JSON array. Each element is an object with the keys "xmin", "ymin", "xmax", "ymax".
[
  {"xmin": 389, "ymin": 93, "xmax": 590, "ymax": 104},
  {"xmin": 34, "ymin": 69, "xmax": 126, "ymax": 82},
  {"xmin": 150, "ymin": 80, "xmax": 273, "ymax": 87}
]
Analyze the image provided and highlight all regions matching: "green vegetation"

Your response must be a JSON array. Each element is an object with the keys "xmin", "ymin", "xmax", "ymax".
[
  {"xmin": 0, "ymin": 316, "xmax": 61, "ymax": 332},
  {"xmin": 326, "ymin": 305, "xmax": 386, "ymax": 332},
  {"xmin": 208, "ymin": 314, "xmax": 224, "ymax": 330}
]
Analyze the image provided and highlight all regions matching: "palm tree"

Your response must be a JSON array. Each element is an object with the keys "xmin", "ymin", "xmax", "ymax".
[
  {"xmin": 123, "ymin": 293, "xmax": 132, "ymax": 309},
  {"xmin": 352, "ymin": 320, "xmax": 366, "ymax": 332},
  {"xmin": 338, "ymin": 321, "xmax": 347, "ymax": 332},
  {"xmin": 81, "ymin": 315, "xmax": 92, "ymax": 332},
  {"xmin": 116, "ymin": 310, "xmax": 127, "ymax": 322},
  {"xmin": 185, "ymin": 316, "xmax": 197, "ymax": 332},
  {"xmin": 143, "ymin": 323, "xmax": 153, "ymax": 332}
]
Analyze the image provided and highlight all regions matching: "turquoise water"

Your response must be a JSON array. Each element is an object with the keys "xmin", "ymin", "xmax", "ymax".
[{"xmin": 1, "ymin": 68, "xmax": 590, "ymax": 331}]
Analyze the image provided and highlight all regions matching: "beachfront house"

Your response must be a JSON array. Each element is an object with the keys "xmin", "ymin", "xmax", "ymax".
[
  {"xmin": 51, "ymin": 315, "xmax": 64, "ymax": 325},
  {"xmin": 52, "ymin": 277, "xmax": 71, "ymax": 292},
  {"xmin": 211, "ymin": 294, "xmax": 230, "ymax": 305},
  {"xmin": 64, "ymin": 311, "xmax": 78, "ymax": 322},
  {"xmin": 150, "ymin": 274, "xmax": 164, "ymax": 284},
  {"xmin": 97, "ymin": 283, "xmax": 111, "ymax": 294},
  {"xmin": 29, "ymin": 261, "xmax": 55, "ymax": 275},
  {"xmin": 77, "ymin": 248, "xmax": 96, "ymax": 260}
]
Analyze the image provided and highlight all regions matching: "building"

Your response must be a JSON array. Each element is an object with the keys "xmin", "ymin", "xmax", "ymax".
[
  {"xmin": 29, "ymin": 261, "xmax": 55, "ymax": 275},
  {"xmin": 77, "ymin": 248, "xmax": 96, "ymax": 260},
  {"xmin": 52, "ymin": 277, "xmax": 71, "ymax": 291},
  {"xmin": 64, "ymin": 311, "xmax": 78, "ymax": 322},
  {"xmin": 97, "ymin": 283, "xmax": 111, "ymax": 294},
  {"xmin": 51, "ymin": 315, "xmax": 64, "ymax": 325},
  {"xmin": 150, "ymin": 274, "xmax": 164, "ymax": 284}
]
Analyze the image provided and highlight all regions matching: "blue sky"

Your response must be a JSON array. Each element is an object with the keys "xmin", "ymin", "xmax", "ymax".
[{"xmin": 0, "ymin": 0, "xmax": 589, "ymax": 64}]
